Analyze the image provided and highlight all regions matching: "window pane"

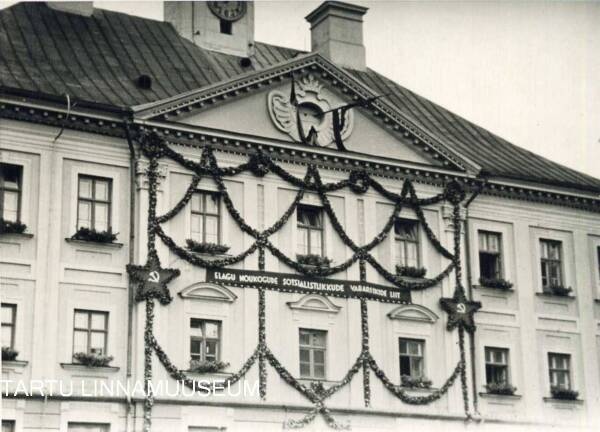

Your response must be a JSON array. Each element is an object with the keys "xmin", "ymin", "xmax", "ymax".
[
  {"xmin": 190, "ymin": 214, "xmax": 203, "ymax": 241},
  {"xmin": 314, "ymin": 364, "xmax": 325, "ymax": 378},
  {"xmin": 74, "ymin": 311, "xmax": 89, "ymax": 329},
  {"xmin": 313, "ymin": 349, "xmax": 325, "ymax": 363},
  {"xmin": 94, "ymin": 203, "xmax": 109, "ymax": 231},
  {"xmin": 3, "ymin": 191, "xmax": 18, "ymax": 221},
  {"xmin": 78, "ymin": 202, "xmax": 91, "ymax": 228},
  {"xmin": 399, "ymin": 356, "xmax": 411, "ymax": 375},
  {"xmin": 1, "ymin": 306, "xmax": 13, "ymax": 324},
  {"xmin": 410, "ymin": 357, "xmax": 423, "ymax": 377},
  {"xmin": 205, "ymin": 340, "xmax": 218, "ymax": 358},
  {"xmin": 300, "ymin": 362, "xmax": 310, "ymax": 377},
  {"xmin": 312, "ymin": 332, "xmax": 326, "ymax": 347},
  {"xmin": 408, "ymin": 341, "xmax": 420, "ymax": 355},
  {"xmin": 90, "ymin": 313, "xmax": 106, "ymax": 330},
  {"xmin": 73, "ymin": 330, "xmax": 88, "ymax": 353},
  {"xmin": 2, "ymin": 420, "xmax": 15, "ymax": 432},
  {"xmin": 309, "ymin": 229, "xmax": 322, "ymax": 255},
  {"xmin": 204, "ymin": 322, "xmax": 219, "ymax": 339},
  {"xmin": 95, "ymin": 181, "xmax": 109, "ymax": 201},
  {"xmin": 406, "ymin": 243, "xmax": 418, "ymax": 267},
  {"xmin": 90, "ymin": 332, "xmax": 105, "ymax": 354},
  {"xmin": 299, "ymin": 349, "xmax": 310, "ymax": 362},
  {"xmin": 299, "ymin": 331, "xmax": 310, "ymax": 346},
  {"xmin": 79, "ymin": 178, "xmax": 92, "ymax": 199},
  {"xmin": 204, "ymin": 194, "xmax": 219, "ymax": 214},
  {"xmin": 190, "ymin": 339, "xmax": 202, "ymax": 355},
  {"xmin": 191, "ymin": 194, "xmax": 202, "ymax": 212},
  {"xmin": 1, "ymin": 326, "xmax": 12, "ymax": 348},
  {"xmin": 297, "ymin": 227, "xmax": 308, "ymax": 255},
  {"xmin": 204, "ymin": 216, "xmax": 219, "ymax": 243},
  {"xmin": 399, "ymin": 340, "xmax": 408, "ymax": 354}
]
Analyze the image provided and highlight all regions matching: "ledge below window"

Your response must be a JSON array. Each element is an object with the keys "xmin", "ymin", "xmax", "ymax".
[
  {"xmin": 473, "ymin": 285, "xmax": 514, "ymax": 293},
  {"xmin": 187, "ymin": 251, "xmax": 231, "ymax": 260},
  {"xmin": 185, "ymin": 371, "xmax": 233, "ymax": 383},
  {"xmin": 60, "ymin": 363, "xmax": 120, "ymax": 373},
  {"xmin": 2, "ymin": 360, "xmax": 29, "ymax": 369},
  {"xmin": 65, "ymin": 238, "xmax": 123, "ymax": 248},
  {"xmin": 535, "ymin": 292, "xmax": 575, "ymax": 300},
  {"xmin": 479, "ymin": 392, "xmax": 522, "ymax": 400},
  {"xmin": 398, "ymin": 386, "xmax": 439, "ymax": 394},
  {"xmin": 298, "ymin": 378, "xmax": 341, "ymax": 387},
  {"xmin": 543, "ymin": 397, "xmax": 583, "ymax": 405},
  {"xmin": 0, "ymin": 232, "xmax": 34, "ymax": 239}
]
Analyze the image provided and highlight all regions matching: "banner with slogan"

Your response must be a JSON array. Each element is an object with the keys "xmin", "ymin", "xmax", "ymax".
[{"xmin": 205, "ymin": 269, "xmax": 411, "ymax": 304}]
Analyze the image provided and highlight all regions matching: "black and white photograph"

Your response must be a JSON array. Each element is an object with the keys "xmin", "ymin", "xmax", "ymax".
[{"xmin": 0, "ymin": 1, "xmax": 599, "ymax": 431}]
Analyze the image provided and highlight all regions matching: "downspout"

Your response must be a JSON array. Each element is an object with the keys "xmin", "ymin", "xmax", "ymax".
[
  {"xmin": 463, "ymin": 177, "xmax": 487, "ymax": 417},
  {"xmin": 124, "ymin": 119, "xmax": 137, "ymax": 432}
]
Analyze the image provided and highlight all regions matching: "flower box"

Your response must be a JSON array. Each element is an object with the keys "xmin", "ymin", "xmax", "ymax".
[
  {"xmin": 479, "ymin": 277, "xmax": 513, "ymax": 290},
  {"xmin": 400, "ymin": 375, "xmax": 432, "ymax": 389},
  {"xmin": 396, "ymin": 266, "xmax": 427, "ymax": 279},
  {"xmin": 71, "ymin": 227, "xmax": 118, "ymax": 243},
  {"xmin": 550, "ymin": 386, "xmax": 579, "ymax": 400},
  {"xmin": 188, "ymin": 359, "xmax": 230, "ymax": 374},
  {"xmin": 0, "ymin": 219, "xmax": 27, "ymax": 235},
  {"xmin": 185, "ymin": 239, "xmax": 230, "ymax": 255},
  {"xmin": 485, "ymin": 382, "xmax": 517, "ymax": 395},
  {"xmin": 2, "ymin": 347, "xmax": 19, "ymax": 361},
  {"xmin": 548, "ymin": 285, "xmax": 572, "ymax": 297},
  {"xmin": 73, "ymin": 352, "xmax": 114, "ymax": 367},
  {"xmin": 296, "ymin": 254, "xmax": 332, "ymax": 269}
]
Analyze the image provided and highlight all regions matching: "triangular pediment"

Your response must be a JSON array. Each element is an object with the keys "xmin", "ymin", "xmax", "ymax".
[{"xmin": 134, "ymin": 55, "xmax": 477, "ymax": 173}]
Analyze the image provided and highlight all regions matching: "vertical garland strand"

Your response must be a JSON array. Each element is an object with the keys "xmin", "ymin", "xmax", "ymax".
[
  {"xmin": 144, "ymin": 299, "xmax": 155, "ymax": 432},
  {"xmin": 258, "ymin": 245, "xmax": 267, "ymax": 400},
  {"xmin": 359, "ymin": 258, "xmax": 370, "ymax": 407}
]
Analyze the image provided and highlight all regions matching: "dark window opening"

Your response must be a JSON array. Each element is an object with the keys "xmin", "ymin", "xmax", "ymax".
[{"xmin": 220, "ymin": 19, "xmax": 232, "ymax": 35}]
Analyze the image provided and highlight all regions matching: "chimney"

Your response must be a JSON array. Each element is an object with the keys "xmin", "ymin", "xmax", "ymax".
[
  {"xmin": 47, "ymin": 2, "xmax": 94, "ymax": 17},
  {"xmin": 305, "ymin": 1, "xmax": 368, "ymax": 71},
  {"xmin": 164, "ymin": 1, "xmax": 255, "ymax": 58}
]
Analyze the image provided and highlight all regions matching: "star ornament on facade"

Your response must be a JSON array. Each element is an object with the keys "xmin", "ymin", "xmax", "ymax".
[
  {"xmin": 127, "ymin": 257, "xmax": 180, "ymax": 305},
  {"xmin": 439, "ymin": 294, "xmax": 482, "ymax": 333}
]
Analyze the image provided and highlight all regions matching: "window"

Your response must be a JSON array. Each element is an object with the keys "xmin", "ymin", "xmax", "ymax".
[
  {"xmin": 190, "ymin": 319, "xmax": 221, "ymax": 362},
  {"xmin": 548, "ymin": 352, "xmax": 571, "ymax": 390},
  {"xmin": 0, "ymin": 163, "xmax": 22, "ymax": 222},
  {"xmin": 299, "ymin": 329, "xmax": 326, "ymax": 379},
  {"xmin": 485, "ymin": 347, "xmax": 509, "ymax": 385},
  {"xmin": 77, "ymin": 175, "xmax": 112, "ymax": 232},
  {"xmin": 540, "ymin": 239, "xmax": 563, "ymax": 290},
  {"xmin": 478, "ymin": 231, "xmax": 503, "ymax": 279},
  {"xmin": 297, "ymin": 205, "xmax": 324, "ymax": 256},
  {"xmin": 395, "ymin": 219, "xmax": 419, "ymax": 267},
  {"xmin": 1, "ymin": 303, "xmax": 16, "ymax": 349},
  {"xmin": 2, "ymin": 420, "xmax": 15, "ymax": 432},
  {"xmin": 191, "ymin": 192, "xmax": 221, "ymax": 244},
  {"xmin": 67, "ymin": 423, "xmax": 109, "ymax": 432},
  {"xmin": 399, "ymin": 338, "xmax": 424, "ymax": 378},
  {"xmin": 219, "ymin": 19, "xmax": 232, "ymax": 35},
  {"xmin": 73, "ymin": 310, "xmax": 108, "ymax": 357}
]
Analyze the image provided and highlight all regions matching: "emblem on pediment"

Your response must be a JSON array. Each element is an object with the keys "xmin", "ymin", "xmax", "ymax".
[{"xmin": 267, "ymin": 74, "xmax": 354, "ymax": 148}]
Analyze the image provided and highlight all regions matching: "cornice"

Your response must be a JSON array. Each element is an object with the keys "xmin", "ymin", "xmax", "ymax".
[{"xmin": 1, "ymin": 101, "xmax": 599, "ymax": 213}]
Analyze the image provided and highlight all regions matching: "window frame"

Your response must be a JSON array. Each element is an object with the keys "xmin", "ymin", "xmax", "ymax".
[
  {"xmin": 478, "ymin": 230, "xmax": 503, "ymax": 279},
  {"xmin": 2, "ymin": 420, "xmax": 15, "ymax": 432},
  {"xmin": 72, "ymin": 309, "xmax": 109, "ymax": 357},
  {"xmin": 394, "ymin": 218, "xmax": 420, "ymax": 268},
  {"xmin": 189, "ymin": 318, "xmax": 222, "ymax": 363},
  {"xmin": 77, "ymin": 175, "xmax": 113, "ymax": 232},
  {"xmin": 548, "ymin": 352, "xmax": 571, "ymax": 390},
  {"xmin": 297, "ymin": 204, "xmax": 325, "ymax": 256},
  {"xmin": 190, "ymin": 191, "xmax": 222, "ymax": 245},
  {"xmin": 1, "ymin": 303, "xmax": 16, "ymax": 350},
  {"xmin": 398, "ymin": 337, "xmax": 425, "ymax": 378},
  {"xmin": 299, "ymin": 328, "xmax": 327, "ymax": 380},
  {"xmin": 0, "ymin": 163, "xmax": 23, "ymax": 222},
  {"xmin": 540, "ymin": 239, "xmax": 564, "ymax": 290},
  {"xmin": 484, "ymin": 346, "xmax": 510, "ymax": 385}
]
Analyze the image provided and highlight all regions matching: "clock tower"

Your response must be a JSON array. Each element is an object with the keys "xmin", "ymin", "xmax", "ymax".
[{"xmin": 164, "ymin": 1, "xmax": 255, "ymax": 58}]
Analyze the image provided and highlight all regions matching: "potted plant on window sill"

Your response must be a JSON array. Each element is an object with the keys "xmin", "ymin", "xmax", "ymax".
[
  {"xmin": 72, "ymin": 351, "xmax": 114, "ymax": 368},
  {"xmin": 0, "ymin": 218, "xmax": 28, "ymax": 236},
  {"xmin": 485, "ymin": 382, "xmax": 517, "ymax": 396},
  {"xmin": 550, "ymin": 386, "xmax": 579, "ymax": 401},
  {"xmin": 546, "ymin": 285, "xmax": 573, "ymax": 297},
  {"xmin": 185, "ymin": 239, "xmax": 230, "ymax": 256},
  {"xmin": 395, "ymin": 265, "xmax": 428, "ymax": 281},
  {"xmin": 187, "ymin": 359, "xmax": 231, "ymax": 383},
  {"xmin": 478, "ymin": 277, "xmax": 514, "ymax": 291},
  {"xmin": 400, "ymin": 375, "xmax": 433, "ymax": 390},
  {"xmin": 296, "ymin": 254, "xmax": 332, "ymax": 270},
  {"xmin": 70, "ymin": 227, "xmax": 118, "ymax": 244},
  {"xmin": 2, "ymin": 346, "xmax": 19, "ymax": 362}
]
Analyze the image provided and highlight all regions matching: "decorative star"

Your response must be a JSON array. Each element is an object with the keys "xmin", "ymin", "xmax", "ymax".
[
  {"xmin": 439, "ymin": 292, "xmax": 481, "ymax": 333},
  {"xmin": 127, "ymin": 256, "xmax": 180, "ymax": 305}
]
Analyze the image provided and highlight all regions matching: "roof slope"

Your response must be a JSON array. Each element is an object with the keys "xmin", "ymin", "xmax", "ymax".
[{"xmin": 1, "ymin": 2, "xmax": 599, "ymax": 192}]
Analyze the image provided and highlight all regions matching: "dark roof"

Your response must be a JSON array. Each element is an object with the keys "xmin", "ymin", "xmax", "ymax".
[{"xmin": 1, "ymin": 2, "xmax": 599, "ymax": 193}]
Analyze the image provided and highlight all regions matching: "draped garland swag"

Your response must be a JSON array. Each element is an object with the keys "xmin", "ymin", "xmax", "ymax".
[{"xmin": 127, "ymin": 131, "xmax": 481, "ymax": 431}]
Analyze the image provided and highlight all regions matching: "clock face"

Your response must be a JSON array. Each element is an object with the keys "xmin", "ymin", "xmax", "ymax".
[{"xmin": 208, "ymin": 1, "xmax": 247, "ymax": 22}]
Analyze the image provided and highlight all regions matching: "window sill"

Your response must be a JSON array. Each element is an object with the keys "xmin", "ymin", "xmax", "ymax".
[
  {"xmin": 2, "ymin": 360, "xmax": 29, "ymax": 368},
  {"xmin": 65, "ymin": 238, "xmax": 123, "ymax": 248},
  {"xmin": 187, "ymin": 250, "xmax": 231, "ymax": 259},
  {"xmin": 185, "ymin": 371, "xmax": 233, "ymax": 382},
  {"xmin": 298, "ymin": 378, "xmax": 341, "ymax": 386},
  {"xmin": 399, "ymin": 386, "xmax": 439, "ymax": 394},
  {"xmin": 543, "ymin": 397, "xmax": 583, "ymax": 405},
  {"xmin": 0, "ymin": 232, "xmax": 34, "ymax": 239},
  {"xmin": 60, "ymin": 363, "xmax": 120, "ymax": 373},
  {"xmin": 535, "ymin": 292, "xmax": 575, "ymax": 300},
  {"xmin": 395, "ymin": 276, "xmax": 430, "ymax": 283},
  {"xmin": 479, "ymin": 392, "xmax": 521, "ymax": 400},
  {"xmin": 473, "ymin": 284, "xmax": 514, "ymax": 292}
]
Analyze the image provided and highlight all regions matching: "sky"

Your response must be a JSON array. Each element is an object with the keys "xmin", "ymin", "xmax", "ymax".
[{"xmin": 3, "ymin": 1, "xmax": 600, "ymax": 180}]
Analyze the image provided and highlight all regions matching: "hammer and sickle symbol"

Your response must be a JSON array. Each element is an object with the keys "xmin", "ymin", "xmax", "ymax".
[
  {"xmin": 456, "ymin": 303, "xmax": 466, "ymax": 313},
  {"xmin": 148, "ymin": 271, "xmax": 160, "ymax": 283}
]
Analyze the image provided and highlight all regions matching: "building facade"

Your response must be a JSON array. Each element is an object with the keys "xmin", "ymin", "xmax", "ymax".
[{"xmin": 1, "ymin": 2, "xmax": 600, "ymax": 431}]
